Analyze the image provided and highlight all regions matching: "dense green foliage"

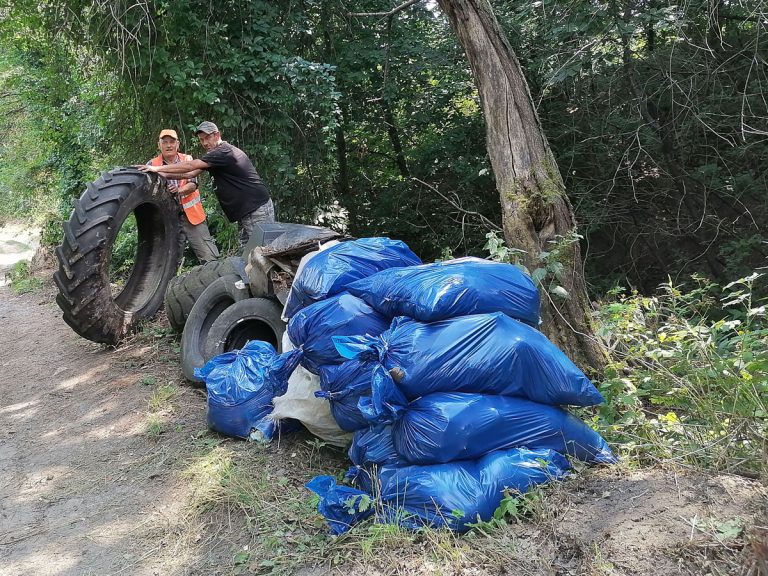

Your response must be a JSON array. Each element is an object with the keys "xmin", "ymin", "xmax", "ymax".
[
  {"xmin": 0, "ymin": 32, "xmax": 124, "ymax": 243},
  {"xmin": 1, "ymin": 0, "xmax": 764, "ymax": 290},
  {"xmin": 595, "ymin": 273, "xmax": 767, "ymax": 477},
  {"xmin": 497, "ymin": 0, "xmax": 768, "ymax": 292}
]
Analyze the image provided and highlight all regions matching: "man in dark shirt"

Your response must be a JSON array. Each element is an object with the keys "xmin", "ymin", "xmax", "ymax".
[{"xmin": 138, "ymin": 121, "xmax": 274, "ymax": 246}]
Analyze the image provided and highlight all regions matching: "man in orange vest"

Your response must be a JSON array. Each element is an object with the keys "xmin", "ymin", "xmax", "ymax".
[
  {"xmin": 139, "ymin": 122, "xmax": 274, "ymax": 248},
  {"xmin": 147, "ymin": 129, "xmax": 219, "ymax": 263}
]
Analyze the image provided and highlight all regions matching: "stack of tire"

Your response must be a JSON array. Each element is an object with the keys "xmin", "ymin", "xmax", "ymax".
[
  {"xmin": 286, "ymin": 250, "xmax": 617, "ymax": 533},
  {"xmin": 164, "ymin": 256, "xmax": 284, "ymax": 382}
]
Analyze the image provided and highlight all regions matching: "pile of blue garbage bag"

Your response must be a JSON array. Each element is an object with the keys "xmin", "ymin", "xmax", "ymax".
[{"xmin": 196, "ymin": 237, "xmax": 617, "ymax": 534}]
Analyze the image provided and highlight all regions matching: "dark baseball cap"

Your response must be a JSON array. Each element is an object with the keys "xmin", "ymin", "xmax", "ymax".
[{"xmin": 195, "ymin": 121, "xmax": 219, "ymax": 135}]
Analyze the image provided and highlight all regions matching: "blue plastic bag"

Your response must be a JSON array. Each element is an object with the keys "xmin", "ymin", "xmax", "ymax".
[
  {"xmin": 195, "ymin": 341, "xmax": 302, "ymax": 440},
  {"xmin": 305, "ymin": 476, "xmax": 374, "ymax": 535},
  {"xmin": 348, "ymin": 425, "xmax": 403, "ymax": 469},
  {"xmin": 312, "ymin": 449, "xmax": 569, "ymax": 534},
  {"xmin": 316, "ymin": 361, "xmax": 376, "ymax": 431},
  {"xmin": 375, "ymin": 448, "xmax": 570, "ymax": 531},
  {"xmin": 283, "ymin": 238, "xmax": 422, "ymax": 319},
  {"xmin": 347, "ymin": 257, "xmax": 540, "ymax": 325},
  {"xmin": 335, "ymin": 313, "xmax": 603, "ymax": 407},
  {"xmin": 287, "ymin": 293, "xmax": 390, "ymax": 374},
  {"xmin": 359, "ymin": 382, "xmax": 616, "ymax": 464}
]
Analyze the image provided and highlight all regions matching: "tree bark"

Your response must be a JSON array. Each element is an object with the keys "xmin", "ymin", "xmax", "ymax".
[{"xmin": 437, "ymin": 0, "xmax": 608, "ymax": 373}]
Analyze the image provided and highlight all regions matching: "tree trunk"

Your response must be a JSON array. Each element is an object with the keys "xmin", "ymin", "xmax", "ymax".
[
  {"xmin": 335, "ymin": 101, "xmax": 362, "ymax": 235},
  {"xmin": 380, "ymin": 98, "xmax": 410, "ymax": 178},
  {"xmin": 437, "ymin": 0, "xmax": 608, "ymax": 373}
]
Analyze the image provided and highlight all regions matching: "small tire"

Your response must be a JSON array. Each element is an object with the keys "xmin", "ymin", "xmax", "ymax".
[
  {"xmin": 164, "ymin": 256, "xmax": 244, "ymax": 332},
  {"xmin": 54, "ymin": 168, "xmax": 181, "ymax": 344},
  {"xmin": 180, "ymin": 274, "xmax": 251, "ymax": 382},
  {"xmin": 204, "ymin": 297, "xmax": 286, "ymax": 359}
]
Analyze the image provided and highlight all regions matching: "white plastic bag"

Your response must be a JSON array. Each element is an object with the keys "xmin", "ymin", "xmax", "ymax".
[{"xmin": 270, "ymin": 332, "xmax": 352, "ymax": 447}]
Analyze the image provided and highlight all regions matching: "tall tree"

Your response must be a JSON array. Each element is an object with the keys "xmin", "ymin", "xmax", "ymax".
[{"xmin": 435, "ymin": 0, "xmax": 607, "ymax": 370}]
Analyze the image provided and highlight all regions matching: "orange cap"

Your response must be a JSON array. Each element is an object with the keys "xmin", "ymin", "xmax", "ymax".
[{"xmin": 158, "ymin": 129, "xmax": 179, "ymax": 140}]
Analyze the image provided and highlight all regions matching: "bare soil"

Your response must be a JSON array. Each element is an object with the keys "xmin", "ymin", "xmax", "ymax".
[{"xmin": 0, "ymin": 264, "xmax": 766, "ymax": 576}]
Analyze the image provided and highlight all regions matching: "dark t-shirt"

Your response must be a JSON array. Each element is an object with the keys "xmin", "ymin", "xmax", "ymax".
[{"xmin": 201, "ymin": 141, "xmax": 270, "ymax": 222}]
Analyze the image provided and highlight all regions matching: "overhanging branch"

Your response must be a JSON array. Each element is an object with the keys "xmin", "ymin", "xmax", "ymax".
[
  {"xmin": 412, "ymin": 177, "xmax": 502, "ymax": 231},
  {"xmin": 349, "ymin": 0, "xmax": 424, "ymax": 18}
]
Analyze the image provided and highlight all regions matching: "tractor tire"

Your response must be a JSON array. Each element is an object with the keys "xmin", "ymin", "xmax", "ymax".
[
  {"xmin": 204, "ymin": 297, "xmax": 286, "ymax": 359},
  {"xmin": 180, "ymin": 274, "xmax": 251, "ymax": 383},
  {"xmin": 164, "ymin": 256, "xmax": 245, "ymax": 332},
  {"xmin": 53, "ymin": 168, "xmax": 181, "ymax": 345}
]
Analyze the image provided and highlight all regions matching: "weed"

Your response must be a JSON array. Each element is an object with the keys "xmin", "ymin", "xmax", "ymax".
[
  {"xmin": 148, "ymin": 384, "xmax": 179, "ymax": 412},
  {"xmin": 358, "ymin": 522, "xmax": 415, "ymax": 557},
  {"xmin": 466, "ymin": 486, "xmax": 548, "ymax": 534},
  {"xmin": 183, "ymin": 445, "xmax": 236, "ymax": 511},
  {"xmin": 139, "ymin": 375, "xmax": 157, "ymax": 386},
  {"xmin": 677, "ymin": 515, "xmax": 751, "ymax": 574},
  {"xmin": 594, "ymin": 273, "xmax": 767, "ymax": 477},
  {"xmin": 140, "ymin": 324, "xmax": 175, "ymax": 339},
  {"xmin": 586, "ymin": 542, "xmax": 615, "ymax": 575},
  {"xmin": 483, "ymin": 229, "xmax": 582, "ymax": 300},
  {"xmin": 8, "ymin": 260, "xmax": 43, "ymax": 294},
  {"xmin": 305, "ymin": 437, "xmax": 331, "ymax": 469},
  {"xmin": 109, "ymin": 213, "xmax": 138, "ymax": 286},
  {"xmin": 145, "ymin": 414, "xmax": 166, "ymax": 437},
  {"xmin": 233, "ymin": 549, "xmax": 250, "ymax": 565},
  {"xmin": 684, "ymin": 516, "xmax": 745, "ymax": 543},
  {"xmin": 483, "ymin": 230, "xmax": 526, "ymax": 266}
]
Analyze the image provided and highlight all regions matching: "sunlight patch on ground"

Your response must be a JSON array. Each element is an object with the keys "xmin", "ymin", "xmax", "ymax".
[
  {"xmin": 55, "ymin": 364, "xmax": 112, "ymax": 390},
  {"xmin": 13, "ymin": 469, "xmax": 68, "ymax": 505},
  {"xmin": 4, "ymin": 552, "xmax": 79, "ymax": 576},
  {"xmin": 0, "ymin": 224, "xmax": 40, "ymax": 286},
  {"xmin": 0, "ymin": 398, "xmax": 39, "ymax": 416}
]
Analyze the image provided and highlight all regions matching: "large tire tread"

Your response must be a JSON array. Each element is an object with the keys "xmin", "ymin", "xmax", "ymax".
[
  {"xmin": 54, "ymin": 167, "xmax": 182, "ymax": 344},
  {"xmin": 164, "ymin": 256, "xmax": 244, "ymax": 332}
]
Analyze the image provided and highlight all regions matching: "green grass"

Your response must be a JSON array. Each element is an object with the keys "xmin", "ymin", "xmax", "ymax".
[
  {"xmin": 148, "ymin": 384, "xmax": 179, "ymax": 412},
  {"xmin": 143, "ymin": 378, "xmax": 179, "ymax": 437},
  {"xmin": 109, "ymin": 213, "xmax": 138, "ymax": 290},
  {"xmin": 174, "ymin": 433, "xmax": 570, "ymax": 575},
  {"xmin": 139, "ymin": 375, "xmax": 157, "ymax": 386},
  {"xmin": 145, "ymin": 414, "xmax": 166, "ymax": 437}
]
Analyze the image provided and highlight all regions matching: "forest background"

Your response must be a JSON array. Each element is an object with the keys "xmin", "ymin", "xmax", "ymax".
[
  {"xmin": 0, "ymin": 0, "xmax": 766, "ymax": 480},
  {"xmin": 2, "ymin": 0, "xmax": 766, "ymax": 289}
]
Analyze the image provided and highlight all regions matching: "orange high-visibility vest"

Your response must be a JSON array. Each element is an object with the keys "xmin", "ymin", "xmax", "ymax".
[{"xmin": 151, "ymin": 153, "xmax": 206, "ymax": 225}]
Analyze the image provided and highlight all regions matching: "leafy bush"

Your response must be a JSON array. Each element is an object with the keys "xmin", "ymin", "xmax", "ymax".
[{"xmin": 594, "ymin": 273, "xmax": 767, "ymax": 478}]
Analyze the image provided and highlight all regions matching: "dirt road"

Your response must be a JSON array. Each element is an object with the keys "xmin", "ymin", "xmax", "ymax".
[
  {"xmin": 0, "ymin": 225, "xmax": 39, "ymax": 285},
  {"xmin": 0, "ymin": 280, "xmax": 214, "ymax": 575},
  {"xmin": 1, "ymin": 276, "xmax": 766, "ymax": 576}
]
